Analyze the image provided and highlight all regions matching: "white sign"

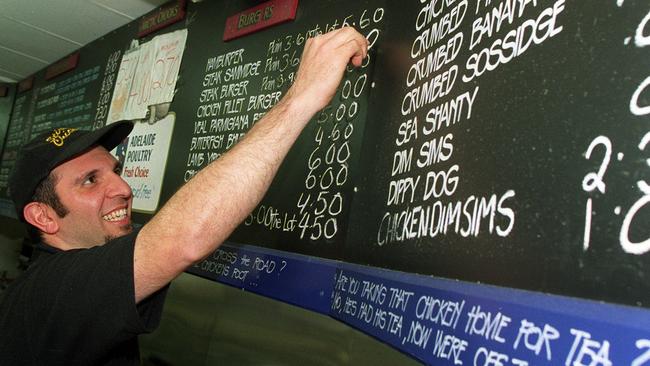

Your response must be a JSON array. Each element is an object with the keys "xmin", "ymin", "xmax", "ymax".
[
  {"xmin": 107, "ymin": 29, "xmax": 188, "ymax": 123},
  {"xmin": 112, "ymin": 114, "xmax": 175, "ymax": 212}
]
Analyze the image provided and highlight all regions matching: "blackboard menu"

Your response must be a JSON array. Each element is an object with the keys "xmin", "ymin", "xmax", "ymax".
[
  {"xmin": 157, "ymin": 0, "xmax": 649, "ymax": 308},
  {"xmin": 1, "ymin": 0, "xmax": 648, "ymax": 312}
]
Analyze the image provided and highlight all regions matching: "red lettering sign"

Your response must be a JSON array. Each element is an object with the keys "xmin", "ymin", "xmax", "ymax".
[
  {"xmin": 223, "ymin": 0, "xmax": 299, "ymax": 41},
  {"xmin": 18, "ymin": 77, "xmax": 33, "ymax": 93},
  {"xmin": 138, "ymin": 0, "xmax": 186, "ymax": 38},
  {"xmin": 45, "ymin": 53, "xmax": 79, "ymax": 80}
]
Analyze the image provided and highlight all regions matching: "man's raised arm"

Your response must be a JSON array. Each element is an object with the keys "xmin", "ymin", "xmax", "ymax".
[{"xmin": 133, "ymin": 27, "xmax": 369, "ymax": 302}]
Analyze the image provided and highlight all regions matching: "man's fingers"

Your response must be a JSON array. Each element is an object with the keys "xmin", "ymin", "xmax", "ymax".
[
  {"xmin": 332, "ymin": 27, "xmax": 369, "ymax": 55},
  {"xmin": 314, "ymin": 26, "xmax": 349, "ymax": 43},
  {"xmin": 309, "ymin": 27, "xmax": 368, "ymax": 58},
  {"xmin": 351, "ymin": 54, "xmax": 364, "ymax": 67},
  {"xmin": 336, "ymin": 37, "xmax": 368, "ymax": 66},
  {"xmin": 286, "ymin": 27, "xmax": 369, "ymax": 115},
  {"xmin": 315, "ymin": 26, "xmax": 357, "ymax": 44}
]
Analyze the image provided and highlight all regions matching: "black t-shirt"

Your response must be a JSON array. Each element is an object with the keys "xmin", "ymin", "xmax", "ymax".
[{"xmin": 0, "ymin": 229, "xmax": 168, "ymax": 365}]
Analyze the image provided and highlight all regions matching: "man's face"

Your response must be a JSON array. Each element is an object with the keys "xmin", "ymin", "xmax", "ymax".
[{"xmin": 50, "ymin": 145, "xmax": 133, "ymax": 248}]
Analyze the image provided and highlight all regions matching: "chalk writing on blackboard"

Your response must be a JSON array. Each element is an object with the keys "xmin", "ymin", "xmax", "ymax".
[
  {"xmin": 374, "ymin": 0, "xmax": 572, "ymax": 247},
  {"xmin": 32, "ymin": 66, "xmax": 100, "ymax": 134},
  {"xmin": 581, "ymin": 0, "xmax": 650, "ymax": 257},
  {"xmin": 187, "ymin": 6, "xmax": 386, "ymax": 246},
  {"xmin": 194, "ymin": 247, "xmax": 288, "ymax": 284},
  {"xmin": 330, "ymin": 268, "xmax": 650, "ymax": 365},
  {"xmin": 93, "ymin": 50, "xmax": 122, "ymax": 129},
  {"xmin": 295, "ymin": 7, "xmax": 385, "ymax": 242}
]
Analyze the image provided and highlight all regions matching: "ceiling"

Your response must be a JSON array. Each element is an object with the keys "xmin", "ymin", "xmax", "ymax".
[{"xmin": 0, "ymin": 0, "xmax": 169, "ymax": 83}]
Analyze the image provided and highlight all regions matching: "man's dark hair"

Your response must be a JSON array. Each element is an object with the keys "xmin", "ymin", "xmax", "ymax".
[
  {"xmin": 31, "ymin": 172, "xmax": 68, "ymax": 218},
  {"xmin": 26, "ymin": 172, "xmax": 69, "ymax": 242}
]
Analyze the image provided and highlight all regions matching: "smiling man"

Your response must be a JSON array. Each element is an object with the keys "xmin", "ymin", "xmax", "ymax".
[
  {"xmin": 0, "ymin": 27, "xmax": 368, "ymax": 365},
  {"xmin": 29, "ymin": 142, "xmax": 134, "ymax": 248}
]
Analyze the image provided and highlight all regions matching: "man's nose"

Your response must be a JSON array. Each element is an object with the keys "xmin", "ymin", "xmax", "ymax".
[{"xmin": 107, "ymin": 171, "xmax": 133, "ymax": 198}]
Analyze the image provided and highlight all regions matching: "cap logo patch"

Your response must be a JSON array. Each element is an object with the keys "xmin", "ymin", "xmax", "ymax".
[{"xmin": 45, "ymin": 128, "xmax": 77, "ymax": 147}]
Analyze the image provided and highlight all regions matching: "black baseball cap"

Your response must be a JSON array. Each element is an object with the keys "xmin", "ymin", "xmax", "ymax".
[{"xmin": 8, "ymin": 121, "xmax": 134, "ymax": 221}]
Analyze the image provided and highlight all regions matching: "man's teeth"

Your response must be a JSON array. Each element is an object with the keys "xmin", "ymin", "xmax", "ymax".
[{"xmin": 103, "ymin": 209, "xmax": 128, "ymax": 222}]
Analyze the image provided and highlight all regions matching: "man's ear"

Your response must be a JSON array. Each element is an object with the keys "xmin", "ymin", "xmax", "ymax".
[{"xmin": 23, "ymin": 202, "xmax": 59, "ymax": 235}]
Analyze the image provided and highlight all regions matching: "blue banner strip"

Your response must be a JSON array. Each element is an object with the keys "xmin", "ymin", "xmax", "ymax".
[
  {"xmin": 186, "ymin": 242, "xmax": 650, "ymax": 365},
  {"xmin": 186, "ymin": 242, "xmax": 338, "ymax": 313}
]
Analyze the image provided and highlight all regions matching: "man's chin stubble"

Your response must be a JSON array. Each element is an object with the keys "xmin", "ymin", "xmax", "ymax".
[{"xmin": 103, "ymin": 223, "xmax": 133, "ymax": 244}]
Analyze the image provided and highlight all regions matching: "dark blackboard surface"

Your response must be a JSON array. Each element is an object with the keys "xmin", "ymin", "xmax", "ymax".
[
  {"xmin": 346, "ymin": 0, "xmax": 650, "ymax": 307},
  {"xmin": 0, "ymin": 84, "xmax": 16, "ymax": 192},
  {"xmin": 0, "ymin": 84, "xmax": 15, "ymax": 156},
  {"xmin": 0, "ymin": 88, "xmax": 35, "ymax": 201},
  {"xmin": 0, "ymin": 0, "xmax": 648, "ymax": 310}
]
